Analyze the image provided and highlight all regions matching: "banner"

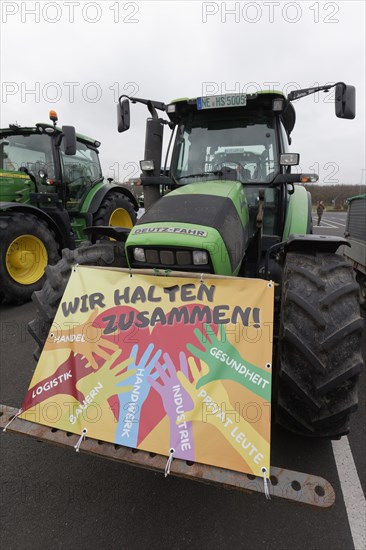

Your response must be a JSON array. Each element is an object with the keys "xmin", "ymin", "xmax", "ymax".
[{"xmin": 21, "ymin": 267, "xmax": 274, "ymax": 477}]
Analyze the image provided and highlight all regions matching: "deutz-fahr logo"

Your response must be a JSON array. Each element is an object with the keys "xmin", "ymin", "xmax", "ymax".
[{"xmin": 132, "ymin": 227, "xmax": 208, "ymax": 237}]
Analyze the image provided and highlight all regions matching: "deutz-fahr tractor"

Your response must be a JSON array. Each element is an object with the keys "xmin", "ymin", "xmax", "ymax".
[
  {"xmin": 0, "ymin": 111, "xmax": 138, "ymax": 304},
  {"xmin": 29, "ymin": 83, "xmax": 364, "ymax": 439}
]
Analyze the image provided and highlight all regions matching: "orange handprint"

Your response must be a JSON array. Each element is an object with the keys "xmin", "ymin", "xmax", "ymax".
[{"xmin": 45, "ymin": 309, "xmax": 120, "ymax": 370}]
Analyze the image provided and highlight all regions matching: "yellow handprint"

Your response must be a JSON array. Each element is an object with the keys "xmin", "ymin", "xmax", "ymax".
[
  {"xmin": 45, "ymin": 309, "xmax": 120, "ymax": 370},
  {"xmin": 177, "ymin": 357, "xmax": 270, "ymax": 477},
  {"xmin": 76, "ymin": 350, "xmax": 135, "ymax": 402}
]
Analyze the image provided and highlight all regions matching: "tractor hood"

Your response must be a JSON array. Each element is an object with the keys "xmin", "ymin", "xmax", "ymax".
[{"xmin": 126, "ymin": 180, "xmax": 250, "ymax": 275}]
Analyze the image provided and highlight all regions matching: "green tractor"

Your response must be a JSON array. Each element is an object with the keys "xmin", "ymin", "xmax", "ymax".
[
  {"xmin": 0, "ymin": 111, "xmax": 138, "ymax": 304},
  {"xmin": 29, "ymin": 83, "xmax": 364, "ymax": 439}
]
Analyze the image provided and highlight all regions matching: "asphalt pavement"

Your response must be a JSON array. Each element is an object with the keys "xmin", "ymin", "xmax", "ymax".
[{"xmin": 0, "ymin": 211, "xmax": 365, "ymax": 550}]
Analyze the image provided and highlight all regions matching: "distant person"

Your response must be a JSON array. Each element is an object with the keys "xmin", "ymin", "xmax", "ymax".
[{"xmin": 317, "ymin": 201, "xmax": 325, "ymax": 226}]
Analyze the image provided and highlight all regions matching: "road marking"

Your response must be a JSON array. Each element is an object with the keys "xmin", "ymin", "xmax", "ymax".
[
  {"xmin": 332, "ymin": 437, "xmax": 366, "ymax": 550},
  {"xmin": 313, "ymin": 220, "xmax": 338, "ymax": 228},
  {"xmin": 323, "ymin": 219, "xmax": 346, "ymax": 227}
]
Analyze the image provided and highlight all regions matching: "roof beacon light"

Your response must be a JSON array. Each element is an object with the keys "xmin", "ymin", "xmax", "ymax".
[{"xmin": 49, "ymin": 110, "xmax": 58, "ymax": 124}]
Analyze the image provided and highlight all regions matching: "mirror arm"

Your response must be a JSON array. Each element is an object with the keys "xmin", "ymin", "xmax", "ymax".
[
  {"xmin": 118, "ymin": 95, "xmax": 166, "ymax": 112},
  {"xmin": 288, "ymin": 82, "xmax": 345, "ymax": 101}
]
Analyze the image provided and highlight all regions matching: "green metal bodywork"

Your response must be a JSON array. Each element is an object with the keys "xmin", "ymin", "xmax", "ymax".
[
  {"xmin": 282, "ymin": 185, "xmax": 310, "ymax": 239},
  {"xmin": 126, "ymin": 181, "xmax": 250, "ymax": 276},
  {"xmin": 0, "ymin": 171, "xmax": 35, "ymax": 202},
  {"xmin": 170, "ymin": 180, "xmax": 249, "ymax": 221}
]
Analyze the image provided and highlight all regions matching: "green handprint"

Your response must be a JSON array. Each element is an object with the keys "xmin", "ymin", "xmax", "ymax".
[{"xmin": 186, "ymin": 324, "xmax": 271, "ymax": 401}]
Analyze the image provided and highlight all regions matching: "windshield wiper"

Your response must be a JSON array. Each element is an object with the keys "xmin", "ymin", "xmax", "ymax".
[{"xmin": 175, "ymin": 170, "xmax": 223, "ymax": 181}]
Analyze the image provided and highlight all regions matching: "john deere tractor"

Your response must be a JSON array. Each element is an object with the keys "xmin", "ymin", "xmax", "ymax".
[
  {"xmin": 29, "ymin": 83, "xmax": 364, "ymax": 438},
  {"xmin": 0, "ymin": 111, "xmax": 138, "ymax": 304}
]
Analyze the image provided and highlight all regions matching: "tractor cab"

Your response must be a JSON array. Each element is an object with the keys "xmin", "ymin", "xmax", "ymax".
[
  {"xmin": 0, "ymin": 112, "xmax": 103, "ymax": 213},
  {"xmin": 117, "ymin": 84, "xmax": 355, "ymax": 278},
  {"xmin": 167, "ymin": 92, "xmax": 288, "ymax": 240}
]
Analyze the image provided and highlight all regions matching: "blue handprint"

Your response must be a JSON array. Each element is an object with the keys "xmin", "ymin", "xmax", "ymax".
[{"xmin": 115, "ymin": 343, "xmax": 161, "ymax": 447}]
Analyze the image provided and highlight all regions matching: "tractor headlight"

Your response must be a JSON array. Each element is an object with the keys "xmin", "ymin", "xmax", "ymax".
[
  {"xmin": 140, "ymin": 159, "xmax": 155, "ymax": 171},
  {"xmin": 133, "ymin": 247, "xmax": 146, "ymax": 262},
  {"xmin": 192, "ymin": 250, "xmax": 208, "ymax": 265}
]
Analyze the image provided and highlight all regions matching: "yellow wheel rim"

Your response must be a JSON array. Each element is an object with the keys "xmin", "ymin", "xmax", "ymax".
[
  {"xmin": 109, "ymin": 208, "xmax": 133, "ymax": 229},
  {"xmin": 6, "ymin": 235, "xmax": 48, "ymax": 285}
]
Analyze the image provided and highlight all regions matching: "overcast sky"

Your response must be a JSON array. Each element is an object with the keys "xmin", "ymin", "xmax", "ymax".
[{"xmin": 1, "ymin": 0, "xmax": 365, "ymax": 186}]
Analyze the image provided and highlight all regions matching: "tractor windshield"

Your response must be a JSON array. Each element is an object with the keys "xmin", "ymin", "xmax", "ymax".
[
  {"xmin": 171, "ymin": 113, "xmax": 278, "ymax": 184},
  {"xmin": 0, "ymin": 133, "xmax": 55, "ymax": 185},
  {"xmin": 60, "ymin": 139, "xmax": 102, "ymax": 208}
]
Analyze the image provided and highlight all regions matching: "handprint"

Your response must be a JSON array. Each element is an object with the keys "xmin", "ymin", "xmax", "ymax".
[
  {"xmin": 114, "ymin": 343, "xmax": 162, "ymax": 447},
  {"xmin": 45, "ymin": 309, "xmax": 120, "ymax": 371},
  {"xmin": 177, "ymin": 357, "xmax": 270, "ymax": 477},
  {"xmin": 148, "ymin": 352, "xmax": 195, "ymax": 460},
  {"xmin": 187, "ymin": 324, "xmax": 271, "ymax": 401},
  {"xmin": 34, "ymin": 350, "xmax": 136, "ymax": 431},
  {"xmin": 76, "ymin": 350, "xmax": 135, "ymax": 403}
]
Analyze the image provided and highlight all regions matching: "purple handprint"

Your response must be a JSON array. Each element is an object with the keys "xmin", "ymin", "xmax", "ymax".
[{"xmin": 148, "ymin": 352, "xmax": 195, "ymax": 461}]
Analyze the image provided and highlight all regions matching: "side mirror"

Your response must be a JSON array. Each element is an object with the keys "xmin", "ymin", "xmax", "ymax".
[
  {"xmin": 62, "ymin": 126, "xmax": 77, "ymax": 155},
  {"xmin": 117, "ymin": 99, "xmax": 130, "ymax": 133},
  {"xmin": 335, "ymin": 84, "xmax": 356, "ymax": 119}
]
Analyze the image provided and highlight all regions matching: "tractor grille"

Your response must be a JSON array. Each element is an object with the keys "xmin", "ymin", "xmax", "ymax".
[{"xmin": 127, "ymin": 246, "xmax": 214, "ymax": 273}]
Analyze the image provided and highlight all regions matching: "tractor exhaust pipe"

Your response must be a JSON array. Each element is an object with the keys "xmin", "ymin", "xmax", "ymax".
[{"xmin": 142, "ymin": 118, "xmax": 164, "ymax": 210}]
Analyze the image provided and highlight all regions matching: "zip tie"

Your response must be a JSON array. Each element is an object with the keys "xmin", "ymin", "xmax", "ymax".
[
  {"xmin": 129, "ymin": 267, "xmax": 133, "ymax": 278},
  {"xmin": 153, "ymin": 267, "xmax": 160, "ymax": 276},
  {"xmin": 200, "ymin": 273, "xmax": 204, "ymax": 284},
  {"xmin": 72, "ymin": 263, "xmax": 79, "ymax": 272},
  {"xmin": 267, "ymin": 280, "xmax": 274, "ymax": 288},
  {"xmin": 74, "ymin": 428, "xmax": 87, "ymax": 452},
  {"xmin": 164, "ymin": 448, "xmax": 175, "ymax": 477},
  {"xmin": 164, "ymin": 269, "xmax": 171, "ymax": 276},
  {"xmin": 261, "ymin": 466, "xmax": 271, "ymax": 500},
  {"xmin": 3, "ymin": 408, "xmax": 22, "ymax": 432}
]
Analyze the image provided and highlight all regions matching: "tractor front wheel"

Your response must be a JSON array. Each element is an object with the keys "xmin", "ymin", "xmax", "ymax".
[
  {"xmin": 276, "ymin": 252, "xmax": 364, "ymax": 439},
  {"xmin": 0, "ymin": 213, "xmax": 59, "ymax": 305},
  {"xmin": 94, "ymin": 191, "xmax": 137, "ymax": 230},
  {"xmin": 28, "ymin": 241, "xmax": 128, "ymax": 360}
]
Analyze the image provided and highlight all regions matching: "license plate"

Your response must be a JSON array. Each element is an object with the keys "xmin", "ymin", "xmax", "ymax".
[{"xmin": 197, "ymin": 94, "xmax": 247, "ymax": 110}]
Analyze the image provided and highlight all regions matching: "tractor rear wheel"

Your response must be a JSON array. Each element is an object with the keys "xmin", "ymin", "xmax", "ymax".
[
  {"xmin": 0, "ymin": 213, "xmax": 59, "ymax": 305},
  {"xmin": 94, "ymin": 191, "xmax": 137, "ymax": 230},
  {"xmin": 276, "ymin": 252, "xmax": 364, "ymax": 439},
  {"xmin": 355, "ymin": 271, "xmax": 366, "ymax": 309},
  {"xmin": 28, "ymin": 241, "xmax": 128, "ymax": 361}
]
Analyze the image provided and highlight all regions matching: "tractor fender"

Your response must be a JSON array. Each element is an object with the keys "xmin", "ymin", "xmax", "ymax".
[
  {"xmin": 0, "ymin": 202, "xmax": 74, "ymax": 249},
  {"xmin": 284, "ymin": 234, "xmax": 351, "ymax": 254},
  {"xmin": 282, "ymin": 185, "xmax": 310, "ymax": 239},
  {"xmin": 86, "ymin": 184, "xmax": 139, "ymax": 214}
]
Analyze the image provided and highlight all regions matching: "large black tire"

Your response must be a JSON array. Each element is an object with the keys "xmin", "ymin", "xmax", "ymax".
[
  {"xmin": 355, "ymin": 271, "xmax": 366, "ymax": 310},
  {"xmin": 93, "ymin": 191, "xmax": 137, "ymax": 230},
  {"xmin": 28, "ymin": 241, "xmax": 128, "ymax": 361},
  {"xmin": 0, "ymin": 213, "xmax": 59, "ymax": 305},
  {"xmin": 276, "ymin": 252, "xmax": 364, "ymax": 439}
]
